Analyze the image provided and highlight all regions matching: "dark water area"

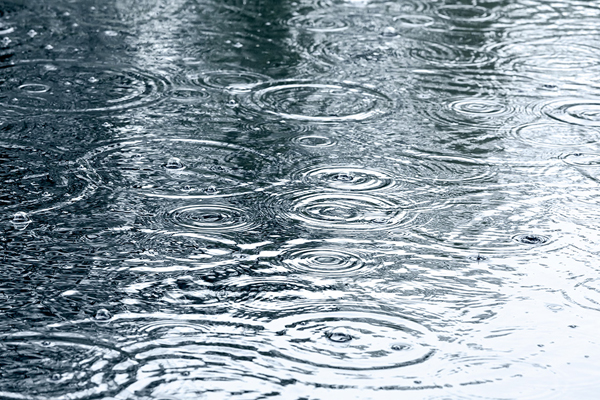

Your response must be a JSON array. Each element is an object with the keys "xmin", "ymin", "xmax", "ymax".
[{"xmin": 1, "ymin": 0, "xmax": 600, "ymax": 398}]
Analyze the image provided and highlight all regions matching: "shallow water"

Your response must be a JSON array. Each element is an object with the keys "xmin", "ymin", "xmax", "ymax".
[{"xmin": 1, "ymin": 0, "xmax": 600, "ymax": 398}]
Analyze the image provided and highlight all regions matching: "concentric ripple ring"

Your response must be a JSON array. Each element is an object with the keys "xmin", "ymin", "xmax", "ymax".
[
  {"xmin": 243, "ymin": 81, "xmax": 393, "ymax": 122},
  {"xmin": 265, "ymin": 311, "xmax": 436, "ymax": 370}
]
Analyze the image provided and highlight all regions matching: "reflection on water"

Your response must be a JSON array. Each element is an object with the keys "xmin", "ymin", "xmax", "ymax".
[{"xmin": 2, "ymin": 0, "xmax": 600, "ymax": 398}]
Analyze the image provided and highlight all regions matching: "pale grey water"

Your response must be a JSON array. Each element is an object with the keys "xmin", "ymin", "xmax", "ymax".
[{"xmin": 1, "ymin": 0, "xmax": 600, "ymax": 399}]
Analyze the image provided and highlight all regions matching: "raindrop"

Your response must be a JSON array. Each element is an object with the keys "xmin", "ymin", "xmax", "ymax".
[
  {"xmin": 165, "ymin": 157, "xmax": 184, "ymax": 170},
  {"xmin": 326, "ymin": 327, "xmax": 354, "ymax": 343},
  {"xmin": 94, "ymin": 308, "xmax": 112, "ymax": 321},
  {"xmin": 12, "ymin": 211, "xmax": 30, "ymax": 223},
  {"xmin": 381, "ymin": 27, "xmax": 398, "ymax": 37},
  {"xmin": 514, "ymin": 234, "xmax": 549, "ymax": 245}
]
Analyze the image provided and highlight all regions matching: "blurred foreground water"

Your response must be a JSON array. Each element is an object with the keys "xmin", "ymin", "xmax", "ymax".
[{"xmin": 2, "ymin": 0, "xmax": 600, "ymax": 398}]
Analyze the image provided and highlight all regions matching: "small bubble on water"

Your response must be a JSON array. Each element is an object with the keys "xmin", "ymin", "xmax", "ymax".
[
  {"xmin": 325, "ymin": 327, "xmax": 353, "ymax": 343},
  {"xmin": 94, "ymin": 308, "xmax": 112, "ymax": 321},
  {"xmin": 391, "ymin": 343, "xmax": 411, "ymax": 351},
  {"xmin": 203, "ymin": 185, "xmax": 218, "ymax": 194},
  {"xmin": 12, "ymin": 211, "xmax": 30, "ymax": 223},
  {"xmin": 165, "ymin": 157, "xmax": 184, "ymax": 170},
  {"xmin": 381, "ymin": 26, "xmax": 398, "ymax": 37}
]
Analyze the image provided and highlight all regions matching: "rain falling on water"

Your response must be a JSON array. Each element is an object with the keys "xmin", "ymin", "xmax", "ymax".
[{"xmin": 1, "ymin": 0, "xmax": 600, "ymax": 399}]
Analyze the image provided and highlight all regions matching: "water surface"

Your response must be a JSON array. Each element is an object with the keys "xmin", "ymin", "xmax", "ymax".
[{"xmin": 2, "ymin": 0, "xmax": 600, "ymax": 399}]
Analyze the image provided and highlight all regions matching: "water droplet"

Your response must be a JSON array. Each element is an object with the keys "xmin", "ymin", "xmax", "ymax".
[
  {"xmin": 12, "ymin": 211, "xmax": 30, "ymax": 223},
  {"xmin": 381, "ymin": 26, "xmax": 398, "ymax": 37},
  {"xmin": 94, "ymin": 308, "xmax": 112, "ymax": 321},
  {"xmin": 325, "ymin": 327, "xmax": 353, "ymax": 343},
  {"xmin": 515, "ymin": 234, "xmax": 549, "ymax": 245},
  {"xmin": 391, "ymin": 343, "xmax": 411, "ymax": 351},
  {"xmin": 333, "ymin": 172, "xmax": 354, "ymax": 182},
  {"xmin": 165, "ymin": 157, "xmax": 184, "ymax": 170}
]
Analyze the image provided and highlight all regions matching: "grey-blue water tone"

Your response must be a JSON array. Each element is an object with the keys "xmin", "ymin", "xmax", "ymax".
[{"xmin": 1, "ymin": 0, "xmax": 600, "ymax": 398}]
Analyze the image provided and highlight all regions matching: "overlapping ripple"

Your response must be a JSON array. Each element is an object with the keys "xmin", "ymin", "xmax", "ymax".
[
  {"xmin": 264, "ymin": 311, "xmax": 436, "ymax": 370},
  {"xmin": 241, "ymin": 80, "xmax": 393, "ymax": 122},
  {"xmin": 563, "ymin": 276, "xmax": 600, "ymax": 312},
  {"xmin": 0, "ymin": 141, "xmax": 94, "ymax": 214},
  {"xmin": 83, "ymin": 138, "xmax": 275, "ymax": 198},
  {"xmin": 510, "ymin": 120, "xmax": 600, "ymax": 147},
  {"xmin": 411, "ymin": 197, "xmax": 565, "ymax": 257},
  {"xmin": 408, "ymin": 40, "xmax": 496, "ymax": 68},
  {"xmin": 0, "ymin": 333, "xmax": 135, "ymax": 399},
  {"xmin": 0, "ymin": 60, "xmax": 169, "ymax": 114},
  {"xmin": 494, "ymin": 41, "xmax": 600, "ymax": 78},
  {"xmin": 543, "ymin": 99, "xmax": 600, "ymax": 127},
  {"xmin": 384, "ymin": 152, "xmax": 497, "ymax": 184}
]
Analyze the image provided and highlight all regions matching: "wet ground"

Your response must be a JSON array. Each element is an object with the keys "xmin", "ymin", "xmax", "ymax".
[{"xmin": 1, "ymin": 0, "xmax": 600, "ymax": 399}]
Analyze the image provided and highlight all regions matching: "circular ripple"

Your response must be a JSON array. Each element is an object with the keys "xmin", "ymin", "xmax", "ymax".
[
  {"xmin": 436, "ymin": 5, "xmax": 494, "ymax": 23},
  {"xmin": 543, "ymin": 99, "xmax": 600, "ymax": 127},
  {"xmin": 291, "ymin": 134, "xmax": 337, "ymax": 148},
  {"xmin": 288, "ymin": 12, "xmax": 352, "ymax": 32},
  {"xmin": 511, "ymin": 121, "xmax": 600, "ymax": 147},
  {"xmin": 83, "ymin": 138, "xmax": 274, "ymax": 199},
  {"xmin": 284, "ymin": 248, "xmax": 364, "ymax": 275},
  {"xmin": 388, "ymin": 153, "xmax": 496, "ymax": 184},
  {"xmin": 0, "ymin": 141, "xmax": 94, "ymax": 213},
  {"xmin": 297, "ymin": 165, "xmax": 397, "ymax": 191},
  {"xmin": 409, "ymin": 41, "xmax": 496, "ymax": 67},
  {"xmin": 274, "ymin": 191, "xmax": 413, "ymax": 231},
  {"xmin": 0, "ymin": 333, "xmax": 135, "ymax": 399},
  {"xmin": 560, "ymin": 152, "xmax": 600, "ymax": 167},
  {"xmin": 243, "ymin": 81, "xmax": 392, "ymax": 122},
  {"xmin": 265, "ymin": 311, "xmax": 436, "ymax": 370},
  {"xmin": 426, "ymin": 97, "xmax": 512, "ymax": 127},
  {"xmin": 496, "ymin": 42, "xmax": 600, "ymax": 75},
  {"xmin": 189, "ymin": 70, "xmax": 270, "ymax": 94},
  {"xmin": 0, "ymin": 60, "xmax": 168, "ymax": 114},
  {"xmin": 169, "ymin": 204, "xmax": 256, "ymax": 233},
  {"xmin": 394, "ymin": 14, "xmax": 435, "ymax": 28},
  {"xmin": 274, "ymin": 239, "xmax": 385, "ymax": 277}
]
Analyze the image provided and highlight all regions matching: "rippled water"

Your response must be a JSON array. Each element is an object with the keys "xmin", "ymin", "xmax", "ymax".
[{"xmin": 2, "ymin": 0, "xmax": 600, "ymax": 399}]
